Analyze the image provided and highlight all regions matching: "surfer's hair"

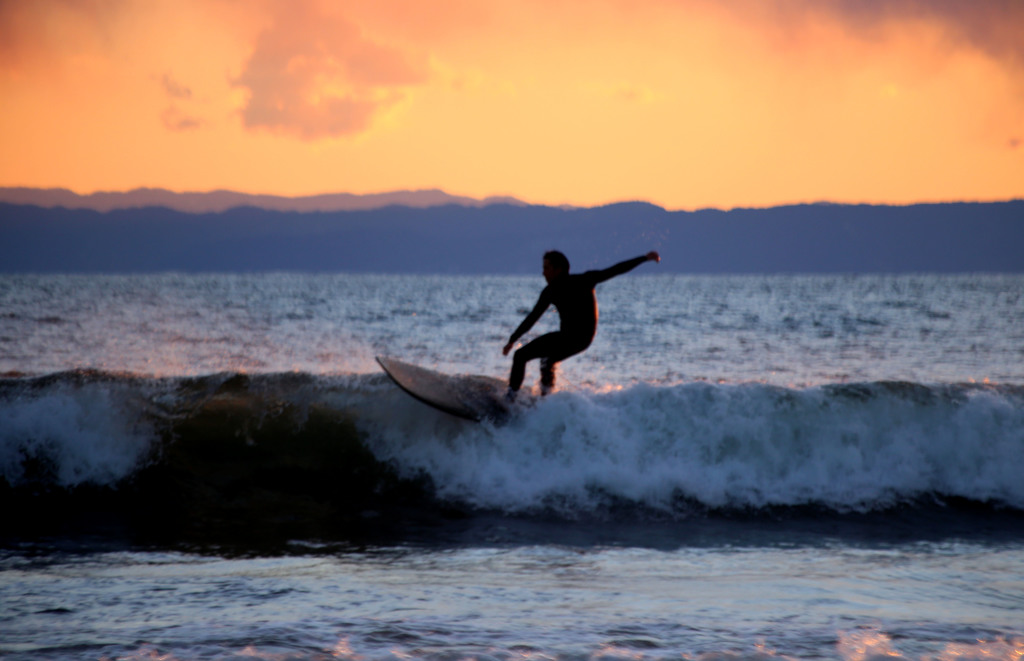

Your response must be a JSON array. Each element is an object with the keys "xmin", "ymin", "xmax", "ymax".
[{"xmin": 543, "ymin": 250, "xmax": 570, "ymax": 273}]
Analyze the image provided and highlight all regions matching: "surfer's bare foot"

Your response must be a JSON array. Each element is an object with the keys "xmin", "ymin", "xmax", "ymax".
[{"xmin": 504, "ymin": 387, "xmax": 517, "ymax": 403}]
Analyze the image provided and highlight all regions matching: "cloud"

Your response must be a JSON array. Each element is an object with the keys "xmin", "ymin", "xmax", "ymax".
[
  {"xmin": 153, "ymin": 72, "xmax": 203, "ymax": 131},
  {"xmin": 848, "ymin": 0, "xmax": 1023, "ymax": 64},
  {"xmin": 233, "ymin": 3, "xmax": 427, "ymax": 140},
  {"xmin": 762, "ymin": 0, "xmax": 1024, "ymax": 67},
  {"xmin": 160, "ymin": 73, "xmax": 192, "ymax": 99},
  {"xmin": 161, "ymin": 106, "xmax": 202, "ymax": 131},
  {"xmin": 0, "ymin": 0, "xmax": 34, "ymax": 69},
  {"xmin": 0, "ymin": 0, "xmax": 122, "ymax": 72}
]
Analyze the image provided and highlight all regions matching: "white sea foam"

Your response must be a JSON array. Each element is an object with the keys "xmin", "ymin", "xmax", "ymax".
[
  {"xmin": 368, "ymin": 381, "xmax": 1024, "ymax": 513},
  {"xmin": 0, "ymin": 383, "xmax": 156, "ymax": 487}
]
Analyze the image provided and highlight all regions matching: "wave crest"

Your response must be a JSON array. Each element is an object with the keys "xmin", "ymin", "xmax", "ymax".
[{"xmin": 2, "ymin": 371, "xmax": 1022, "ymax": 538}]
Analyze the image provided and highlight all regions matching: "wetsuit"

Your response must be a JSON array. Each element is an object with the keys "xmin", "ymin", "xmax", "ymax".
[{"xmin": 507, "ymin": 255, "xmax": 650, "ymax": 392}]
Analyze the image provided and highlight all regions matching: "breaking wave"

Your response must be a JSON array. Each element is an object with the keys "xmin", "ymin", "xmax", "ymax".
[{"xmin": 2, "ymin": 369, "xmax": 1023, "ymax": 541}]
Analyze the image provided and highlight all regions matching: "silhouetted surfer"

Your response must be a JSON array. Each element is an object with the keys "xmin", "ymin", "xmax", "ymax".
[{"xmin": 502, "ymin": 250, "xmax": 660, "ymax": 398}]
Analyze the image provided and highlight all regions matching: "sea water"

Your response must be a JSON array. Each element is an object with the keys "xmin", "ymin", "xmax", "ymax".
[{"xmin": 1, "ymin": 273, "xmax": 1023, "ymax": 660}]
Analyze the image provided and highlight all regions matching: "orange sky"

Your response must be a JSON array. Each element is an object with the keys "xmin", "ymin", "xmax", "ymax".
[{"xmin": 1, "ymin": 0, "xmax": 1021, "ymax": 210}]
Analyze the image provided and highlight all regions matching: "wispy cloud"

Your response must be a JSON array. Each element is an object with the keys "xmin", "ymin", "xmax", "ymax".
[
  {"xmin": 726, "ymin": 0, "xmax": 1024, "ymax": 70},
  {"xmin": 232, "ymin": 2, "xmax": 428, "ymax": 139},
  {"xmin": 826, "ymin": 0, "xmax": 1024, "ymax": 66},
  {"xmin": 160, "ymin": 73, "xmax": 192, "ymax": 100}
]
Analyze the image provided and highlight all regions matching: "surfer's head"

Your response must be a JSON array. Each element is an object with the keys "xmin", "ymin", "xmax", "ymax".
[{"xmin": 543, "ymin": 251, "xmax": 569, "ymax": 282}]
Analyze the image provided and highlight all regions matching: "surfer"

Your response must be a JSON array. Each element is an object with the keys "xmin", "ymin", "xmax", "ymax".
[{"xmin": 502, "ymin": 250, "xmax": 661, "ymax": 398}]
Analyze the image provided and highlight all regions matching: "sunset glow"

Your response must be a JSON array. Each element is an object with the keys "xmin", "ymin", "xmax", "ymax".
[{"xmin": 1, "ymin": 0, "xmax": 1021, "ymax": 210}]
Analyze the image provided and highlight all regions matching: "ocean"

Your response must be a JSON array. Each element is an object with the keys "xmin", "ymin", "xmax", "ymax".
[{"xmin": 1, "ymin": 272, "xmax": 1023, "ymax": 660}]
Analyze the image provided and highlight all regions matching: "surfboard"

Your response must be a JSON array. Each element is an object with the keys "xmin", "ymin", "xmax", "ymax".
[{"xmin": 376, "ymin": 356, "xmax": 512, "ymax": 422}]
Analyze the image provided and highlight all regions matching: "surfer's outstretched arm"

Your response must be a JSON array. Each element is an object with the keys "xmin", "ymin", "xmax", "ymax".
[
  {"xmin": 592, "ymin": 251, "xmax": 661, "ymax": 284},
  {"xmin": 503, "ymin": 292, "xmax": 550, "ymax": 355}
]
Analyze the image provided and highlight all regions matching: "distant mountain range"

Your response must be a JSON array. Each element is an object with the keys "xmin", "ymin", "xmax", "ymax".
[
  {"xmin": 0, "ymin": 187, "xmax": 529, "ymax": 213},
  {"xmin": 1, "ymin": 188, "xmax": 1021, "ymax": 273}
]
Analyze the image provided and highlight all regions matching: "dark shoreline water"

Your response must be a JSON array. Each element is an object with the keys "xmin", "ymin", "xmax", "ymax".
[{"xmin": 7, "ymin": 500, "xmax": 1024, "ymax": 560}]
